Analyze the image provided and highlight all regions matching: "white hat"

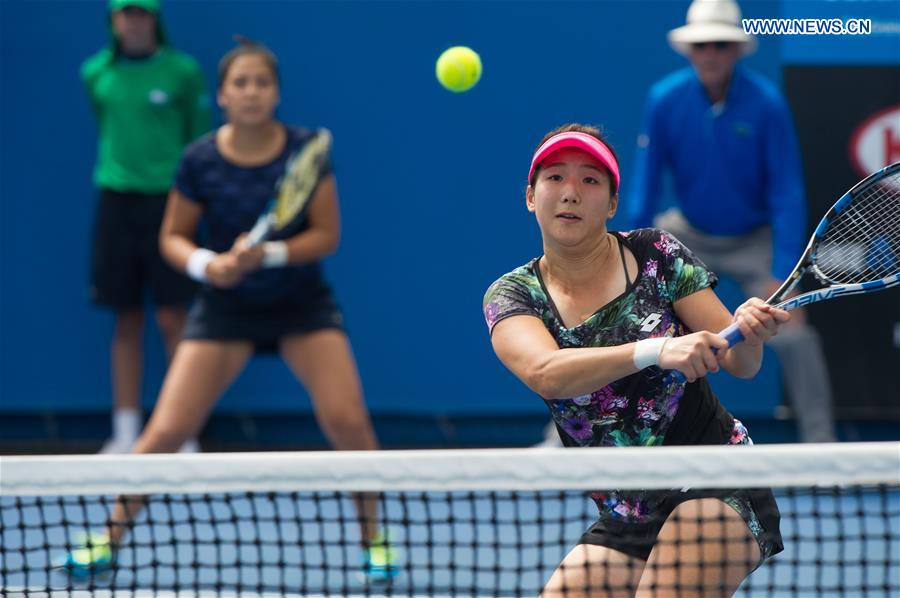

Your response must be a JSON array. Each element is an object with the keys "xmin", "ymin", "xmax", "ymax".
[{"xmin": 668, "ymin": 0, "xmax": 757, "ymax": 57}]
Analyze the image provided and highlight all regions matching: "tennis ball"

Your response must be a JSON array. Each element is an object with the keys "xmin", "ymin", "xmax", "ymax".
[{"xmin": 435, "ymin": 46, "xmax": 482, "ymax": 93}]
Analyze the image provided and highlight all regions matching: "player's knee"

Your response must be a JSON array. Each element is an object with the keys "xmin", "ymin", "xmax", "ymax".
[
  {"xmin": 321, "ymin": 408, "xmax": 366, "ymax": 438},
  {"xmin": 317, "ymin": 399, "xmax": 371, "ymax": 442},
  {"xmin": 140, "ymin": 422, "xmax": 191, "ymax": 453}
]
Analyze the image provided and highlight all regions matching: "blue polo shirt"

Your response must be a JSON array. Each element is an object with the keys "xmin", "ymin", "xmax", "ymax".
[{"xmin": 627, "ymin": 67, "xmax": 806, "ymax": 280}]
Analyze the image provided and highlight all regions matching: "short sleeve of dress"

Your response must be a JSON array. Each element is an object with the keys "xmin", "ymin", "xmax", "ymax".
[
  {"xmin": 651, "ymin": 229, "xmax": 718, "ymax": 302},
  {"xmin": 482, "ymin": 272, "xmax": 542, "ymax": 334}
]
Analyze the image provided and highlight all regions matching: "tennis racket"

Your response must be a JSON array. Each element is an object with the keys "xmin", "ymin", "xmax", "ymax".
[
  {"xmin": 246, "ymin": 128, "xmax": 332, "ymax": 247},
  {"xmin": 672, "ymin": 161, "xmax": 900, "ymax": 379}
]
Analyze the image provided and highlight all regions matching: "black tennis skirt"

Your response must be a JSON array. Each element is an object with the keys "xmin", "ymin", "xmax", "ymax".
[{"xmin": 183, "ymin": 281, "xmax": 345, "ymax": 354}]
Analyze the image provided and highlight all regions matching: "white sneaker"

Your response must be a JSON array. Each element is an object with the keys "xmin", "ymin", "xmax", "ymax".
[
  {"xmin": 179, "ymin": 438, "xmax": 201, "ymax": 453},
  {"xmin": 98, "ymin": 438, "xmax": 134, "ymax": 454}
]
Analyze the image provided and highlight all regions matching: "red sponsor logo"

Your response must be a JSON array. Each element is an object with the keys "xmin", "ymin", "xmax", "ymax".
[{"xmin": 849, "ymin": 104, "xmax": 900, "ymax": 177}]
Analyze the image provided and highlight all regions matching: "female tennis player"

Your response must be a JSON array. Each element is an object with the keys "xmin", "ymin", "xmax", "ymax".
[
  {"xmin": 483, "ymin": 124, "xmax": 786, "ymax": 596},
  {"xmin": 60, "ymin": 38, "xmax": 396, "ymax": 582}
]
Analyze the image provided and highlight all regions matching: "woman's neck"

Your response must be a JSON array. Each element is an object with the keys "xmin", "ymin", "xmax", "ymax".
[
  {"xmin": 223, "ymin": 121, "xmax": 281, "ymax": 151},
  {"xmin": 217, "ymin": 121, "xmax": 285, "ymax": 166},
  {"xmin": 540, "ymin": 232, "xmax": 616, "ymax": 291}
]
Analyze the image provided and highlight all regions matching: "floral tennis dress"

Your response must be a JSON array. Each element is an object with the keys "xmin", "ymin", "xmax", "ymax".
[{"xmin": 483, "ymin": 229, "xmax": 783, "ymax": 562}]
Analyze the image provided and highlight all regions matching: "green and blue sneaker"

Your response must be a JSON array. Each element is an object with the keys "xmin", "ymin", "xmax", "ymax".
[
  {"xmin": 361, "ymin": 531, "xmax": 399, "ymax": 583},
  {"xmin": 55, "ymin": 532, "xmax": 115, "ymax": 578}
]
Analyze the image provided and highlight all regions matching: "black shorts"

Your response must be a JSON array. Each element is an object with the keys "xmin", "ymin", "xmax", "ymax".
[
  {"xmin": 183, "ymin": 282, "xmax": 345, "ymax": 354},
  {"xmin": 579, "ymin": 487, "xmax": 784, "ymax": 565},
  {"xmin": 90, "ymin": 189, "xmax": 196, "ymax": 308}
]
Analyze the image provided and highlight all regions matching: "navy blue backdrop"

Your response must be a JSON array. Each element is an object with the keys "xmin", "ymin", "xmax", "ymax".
[{"xmin": 0, "ymin": 0, "xmax": 804, "ymax": 421}]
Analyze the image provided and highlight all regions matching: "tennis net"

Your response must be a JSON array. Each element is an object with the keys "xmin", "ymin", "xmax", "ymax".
[{"xmin": 2, "ymin": 442, "xmax": 898, "ymax": 597}]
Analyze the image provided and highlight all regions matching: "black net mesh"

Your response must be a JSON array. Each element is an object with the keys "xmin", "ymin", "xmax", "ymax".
[{"xmin": 2, "ymin": 448, "xmax": 898, "ymax": 596}]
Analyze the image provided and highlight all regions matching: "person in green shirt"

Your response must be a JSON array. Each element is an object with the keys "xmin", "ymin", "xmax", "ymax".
[{"xmin": 81, "ymin": 0, "xmax": 210, "ymax": 453}]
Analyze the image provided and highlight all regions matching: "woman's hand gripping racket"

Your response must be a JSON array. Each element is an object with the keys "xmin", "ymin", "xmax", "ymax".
[
  {"xmin": 245, "ymin": 128, "xmax": 332, "ymax": 247},
  {"xmin": 672, "ymin": 161, "xmax": 900, "ymax": 380}
]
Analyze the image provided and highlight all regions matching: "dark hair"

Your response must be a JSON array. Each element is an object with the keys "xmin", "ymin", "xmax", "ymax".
[
  {"xmin": 530, "ymin": 123, "xmax": 620, "ymax": 196},
  {"xmin": 218, "ymin": 36, "xmax": 280, "ymax": 88}
]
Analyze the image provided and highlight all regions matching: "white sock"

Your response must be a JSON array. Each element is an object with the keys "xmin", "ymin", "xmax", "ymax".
[{"xmin": 113, "ymin": 408, "xmax": 141, "ymax": 445}]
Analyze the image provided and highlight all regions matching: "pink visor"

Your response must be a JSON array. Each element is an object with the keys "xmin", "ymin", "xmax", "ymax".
[{"xmin": 528, "ymin": 132, "xmax": 620, "ymax": 189}]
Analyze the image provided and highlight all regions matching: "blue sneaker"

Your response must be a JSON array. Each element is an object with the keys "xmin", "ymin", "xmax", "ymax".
[
  {"xmin": 361, "ymin": 531, "xmax": 399, "ymax": 583},
  {"xmin": 55, "ymin": 532, "xmax": 115, "ymax": 578}
]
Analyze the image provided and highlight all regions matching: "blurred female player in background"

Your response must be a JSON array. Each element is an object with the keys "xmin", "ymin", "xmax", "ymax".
[
  {"xmin": 483, "ymin": 124, "xmax": 786, "ymax": 596},
  {"xmin": 61, "ymin": 38, "xmax": 396, "ymax": 582}
]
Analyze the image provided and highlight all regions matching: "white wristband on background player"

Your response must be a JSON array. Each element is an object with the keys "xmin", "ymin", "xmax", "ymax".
[
  {"xmin": 261, "ymin": 241, "xmax": 289, "ymax": 268},
  {"xmin": 186, "ymin": 248, "xmax": 217, "ymax": 283},
  {"xmin": 633, "ymin": 337, "xmax": 669, "ymax": 370}
]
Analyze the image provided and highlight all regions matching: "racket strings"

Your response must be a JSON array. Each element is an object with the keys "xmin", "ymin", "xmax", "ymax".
[
  {"xmin": 274, "ymin": 132, "xmax": 332, "ymax": 227},
  {"xmin": 815, "ymin": 170, "xmax": 900, "ymax": 285}
]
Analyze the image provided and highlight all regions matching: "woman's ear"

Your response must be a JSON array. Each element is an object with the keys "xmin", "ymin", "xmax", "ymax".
[
  {"xmin": 607, "ymin": 192, "xmax": 619, "ymax": 219},
  {"xmin": 525, "ymin": 185, "xmax": 536, "ymax": 213}
]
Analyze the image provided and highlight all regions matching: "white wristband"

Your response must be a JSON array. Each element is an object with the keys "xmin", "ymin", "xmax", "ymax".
[
  {"xmin": 261, "ymin": 241, "xmax": 289, "ymax": 268},
  {"xmin": 633, "ymin": 337, "xmax": 669, "ymax": 370},
  {"xmin": 186, "ymin": 248, "xmax": 216, "ymax": 282}
]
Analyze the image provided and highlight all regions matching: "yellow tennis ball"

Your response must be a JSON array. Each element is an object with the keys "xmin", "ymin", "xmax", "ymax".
[{"xmin": 435, "ymin": 46, "xmax": 482, "ymax": 93}]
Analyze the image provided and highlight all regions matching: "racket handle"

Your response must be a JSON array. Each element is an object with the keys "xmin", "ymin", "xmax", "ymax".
[
  {"xmin": 246, "ymin": 214, "xmax": 272, "ymax": 247},
  {"xmin": 718, "ymin": 322, "xmax": 746, "ymax": 347},
  {"xmin": 669, "ymin": 322, "xmax": 745, "ymax": 383}
]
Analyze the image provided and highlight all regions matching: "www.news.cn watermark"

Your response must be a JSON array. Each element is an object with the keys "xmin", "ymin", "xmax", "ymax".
[{"xmin": 742, "ymin": 18, "xmax": 871, "ymax": 35}]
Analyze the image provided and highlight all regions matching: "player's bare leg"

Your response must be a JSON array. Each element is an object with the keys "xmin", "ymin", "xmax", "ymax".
[
  {"xmin": 107, "ymin": 340, "xmax": 253, "ymax": 546},
  {"xmin": 154, "ymin": 305, "xmax": 199, "ymax": 451},
  {"xmin": 637, "ymin": 498, "xmax": 759, "ymax": 597},
  {"xmin": 542, "ymin": 544, "xmax": 644, "ymax": 598},
  {"xmin": 280, "ymin": 330, "xmax": 390, "ymax": 575}
]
